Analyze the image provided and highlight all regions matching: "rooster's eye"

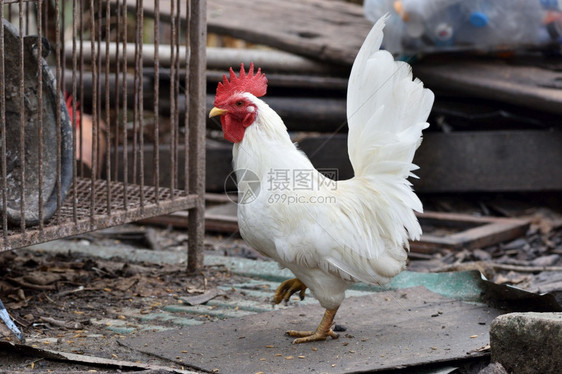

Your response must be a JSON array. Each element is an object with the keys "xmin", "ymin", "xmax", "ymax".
[{"xmin": 235, "ymin": 100, "xmax": 244, "ymax": 107}]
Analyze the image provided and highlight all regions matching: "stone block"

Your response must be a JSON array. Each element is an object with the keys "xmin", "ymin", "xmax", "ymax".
[{"xmin": 490, "ymin": 312, "xmax": 562, "ymax": 374}]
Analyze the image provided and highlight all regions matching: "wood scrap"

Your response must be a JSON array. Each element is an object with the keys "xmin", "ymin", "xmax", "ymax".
[
  {"xmin": 433, "ymin": 261, "xmax": 562, "ymax": 274},
  {"xmin": 6, "ymin": 278, "xmax": 56, "ymax": 291},
  {"xmin": 180, "ymin": 289, "xmax": 223, "ymax": 306},
  {"xmin": 38, "ymin": 316, "xmax": 85, "ymax": 330},
  {"xmin": 0, "ymin": 341, "xmax": 196, "ymax": 373}
]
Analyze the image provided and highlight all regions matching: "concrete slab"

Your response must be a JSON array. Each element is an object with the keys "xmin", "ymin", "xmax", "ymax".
[
  {"xmin": 121, "ymin": 286, "xmax": 501, "ymax": 373},
  {"xmin": 490, "ymin": 312, "xmax": 562, "ymax": 374}
]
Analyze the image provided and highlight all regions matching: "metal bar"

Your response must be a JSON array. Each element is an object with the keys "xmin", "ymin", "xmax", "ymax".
[
  {"xmin": 62, "ymin": 71, "xmax": 145, "ymax": 111},
  {"xmin": 89, "ymin": 0, "xmax": 97, "ymax": 225},
  {"xmin": 174, "ymin": 0, "xmax": 181, "ymax": 195},
  {"xmin": 0, "ymin": 0, "xmax": 207, "ymax": 255},
  {"xmin": 184, "ymin": 1, "xmax": 190, "ymax": 194},
  {"xmin": 41, "ymin": 0, "xmax": 44, "ymax": 42},
  {"xmin": 132, "ymin": 0, "xmax": 139, "ymax": 187},
  {"xmin": 169, "ymin": 0, "xmax": 177, "ymax": 196},
  {"xmin": 121, "ymin": 0, "xmax": 128, "ymax": 210},
  {"xmin": 187, "ymin": 0, "xmax": 206, "ymax": 273},
  {"xmin": 137, "ymin": 0, "xmax": 145, "ymax": 209},
  {"xmin": 96, "ymin": 0, "xmax": 102, "ymax": 180},
  {"xmin": 71, "ymin": 0, "xmax": 78, "ymax": 223},
  {"xmin": 0, "ymin": 2, "xmax": 7, "ymax": 243},
  {"xmin": 63, "ymin": 42, "xmax": 190, "ymax": 67},
  {"xmin": 55, "ymin": 0, "xmax": 63, "ymax": 224},
  {"xmin": 105, "ymin": 0, "xmax": 111, "ymax": 214},
  {"xmin": 18, "ymin": 0, "xmax": 26, "ymax": 235},
  {"xmin": 37, "ymin": 0, "xmax": 44, "ymax": 233},
  {"xmin": 113, "ymin": 0, "xmax": 121, "ymax": 183},
  {"xmin": 153, "ymin": 0, "xmax": 160, "ymax": 204},
  {"xmin": 0, "ymin": 179, "xmax": 198, "ymax": 252},
  {"xmin": 60, "ymin": 0, "xmax": 65, "ymax": 99},
  {"xmin": 78, "ymin": 0, "xmax": 84, "ymax": 178},
  {"xmin": 24, "ymin": 0, "xmax": 28, "ymax": 35}
]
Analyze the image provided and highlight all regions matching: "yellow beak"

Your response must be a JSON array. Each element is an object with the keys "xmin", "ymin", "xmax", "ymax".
[{"xmin": 209, "ymin": 107, "xmax": 228, "ymax": 118}]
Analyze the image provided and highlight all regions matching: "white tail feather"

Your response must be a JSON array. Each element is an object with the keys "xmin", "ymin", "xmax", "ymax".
[
  {"xmin": 334, "ymin": 15, "xmax": 433, "ymax": 283},
  {"xmin": 347, "ymin": 15, "xmax": 434, "ymax": 181}
]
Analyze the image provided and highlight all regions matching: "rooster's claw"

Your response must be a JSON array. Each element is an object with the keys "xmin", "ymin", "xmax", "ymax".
[
  {"xmin": 286, "ymin": 329, "xmax": 339, "ymax": 344},
  {"xmin": 273, "ymin": 278, "xmax": 307, "ymax": 305}
]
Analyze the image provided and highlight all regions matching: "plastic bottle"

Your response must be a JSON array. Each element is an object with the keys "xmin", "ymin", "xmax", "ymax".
[
  {"xmin": 457, "ymin": 0, "xmax": 545, "ymax": 48},
  {"xmin": 540, "ymin": 0, "xmax": 562, "ymax": 11},
  {"xmin": 400, "ymin": 0, "xmax": 461, "ymax": 38}
]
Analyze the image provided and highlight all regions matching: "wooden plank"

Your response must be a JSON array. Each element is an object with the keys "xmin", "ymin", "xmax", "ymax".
[
  {"xmin": 295, "ymin": 131, "xmax": 562, "ymax": 192},
  {"xmin": 121, "ymin": 129, "xmax": 562, "ymax": 196},
  {"xmin": 206, "ymin": 0, "xmax": 371, "ymax": 65},
  {"xmin": 412, "ymin": 212, "xmax": 530, "ymax": 253},
  {"xmin": 446, "ymin": 222, "xmax": 528, "ymax": 250},
  {"xmin": 206, "ymin": 94, "xmax": 347, "ymax": 133},
  {"xmin": 143, "ymin": 202, "xmax": 529, "ymax": 254},
  {"xmin": 414, "ymin": 56, "xmax": 562, "ymax": 116},
  {"xmin": 413, "ymin": 130, "xmax": 562, "ymax": 192},
  {"xmin": 187, "ymin": 0, "xmax": 208, "ymax": 272},
  {"xmin": 205, "ymin": 213, "xmax": 239, "ymax": 233},
  {"xmin": 139, "ymin": 210, "xmax": 239, "ymax": 234},
  {"xmin": 159, "ymin": 130, "xmax": 562, "ymax": 194},
  {"xmin": 117, "ymin": 0, "xmax": 371, "ymax": 65}
]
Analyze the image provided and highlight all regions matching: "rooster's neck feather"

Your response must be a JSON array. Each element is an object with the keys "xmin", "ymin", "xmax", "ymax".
[{"xmin": 233, "ymin": 95, "xmax": 310, "ymax": 178}]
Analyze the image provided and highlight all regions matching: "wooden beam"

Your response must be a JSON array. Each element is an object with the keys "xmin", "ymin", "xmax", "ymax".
[
  {"xmin": 142, "ymin": 206, "xmax": 529, "ymax": 253},
  {"xmin": 206, "ymin": 95, "xmax": 347, "ymax": 134},
  {"xmin": 206, "ymin": 0, "xmax": 371, "ymax": 65},
  {"xmin": 412, "ymin": 212, "xmax": 530, "ymax": 253},
  {"xmin": 296, "ymin": 131, "xmax": 562, "ymax": 192},
  {"xmin": 187, "ymin": 0, "xmax": 207, "ymax": 273},
  {"xmin": 115, "ymin": 130, "xmax": 562, "ymax": 197},
  {"xmin": 413, "ymin": 130, "xmax": 562, "ymax": 192},
  {"xmin": 118, "ymin": 0, "xmax": 371, "ymax": 65},
  {"xmin": 414, "ymin": 56, "xmax": 562, "ymax": 116}
]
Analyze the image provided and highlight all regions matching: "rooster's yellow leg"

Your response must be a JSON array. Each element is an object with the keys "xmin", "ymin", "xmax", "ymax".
[
  {"xmin": 273, "ymin": 278, "xmax": 307, "ymax": 305},
  {"xmin": 287, "ymin": 307, "xmax": 339, "ymax": 344}
]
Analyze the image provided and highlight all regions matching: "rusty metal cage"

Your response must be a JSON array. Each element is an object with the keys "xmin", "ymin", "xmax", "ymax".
[{"xmin": 0, "ymin": 0, "xmax": 206, "ymax": 272}]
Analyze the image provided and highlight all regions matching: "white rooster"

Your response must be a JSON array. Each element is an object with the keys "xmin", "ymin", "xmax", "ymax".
[{"xmin": 209, "ymin": 15, "xmax": 434, "ymax": 344}]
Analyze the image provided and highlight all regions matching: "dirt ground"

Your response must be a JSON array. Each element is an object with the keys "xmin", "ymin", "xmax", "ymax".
[
  {"xmin": 0, "ymin": 229, "xmax": 258, "ymax": 373},
  {"xmin": 1, "ymin": 195, "xmax": 561, "ymax": 372}
]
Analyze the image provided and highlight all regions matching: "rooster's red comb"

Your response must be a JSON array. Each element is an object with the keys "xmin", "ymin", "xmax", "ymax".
[{"xmin": 214, "ymin": 62, "xmax": 267, "ymax": 106}]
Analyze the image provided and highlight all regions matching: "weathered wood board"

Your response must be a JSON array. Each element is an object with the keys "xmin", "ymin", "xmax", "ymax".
[
  {"xmin": 120, "ymin": 0, "xmax": 372, "ymax": 65},
  {"xmin": 298, "ymin": 131, "xmax": 562, "ymax": 192},
  {"xmin": 207, "ymin": 0, "xmax": 372, "ymax": 65},
  {"xmin": 204, "ymin": 130, "xmax": 562, "ymax": 193},
  {"xmin": 122, "ymin": 286, "xmax": 500, "ymax": 373},
  {"xmin": 412, "ymin": 130, "xmax": 562, "ymax": 192},
  {"xmin": 142, "ymin": 200, "xmax": 530, "ymax": 254},
  {"xmin": 414, "ymin": 56, "xmax": 562, "ymax": 116}
]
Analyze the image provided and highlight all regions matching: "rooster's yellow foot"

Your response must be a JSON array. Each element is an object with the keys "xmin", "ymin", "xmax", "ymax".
[
  {"xmin": 286, "ymin": 307, "xmax": 340, "ymax": 344},
  {"xmin": 286, "ymin": 329, "xmax": 339, "ymax": 344},
  {"xmin": 273, "ymin": 278, "xmax": 307, "ymax": 305}
]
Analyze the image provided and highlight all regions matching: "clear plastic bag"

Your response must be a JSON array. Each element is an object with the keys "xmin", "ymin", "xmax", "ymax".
[{"xmin": 364, "ymin": 0, "xmax": 562, "ymax": 56}]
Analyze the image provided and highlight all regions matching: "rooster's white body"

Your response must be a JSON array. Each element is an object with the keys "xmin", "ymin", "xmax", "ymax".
[{"xmin": 210, "ymin": 15, "xmax": 434, "ymax": 343}]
